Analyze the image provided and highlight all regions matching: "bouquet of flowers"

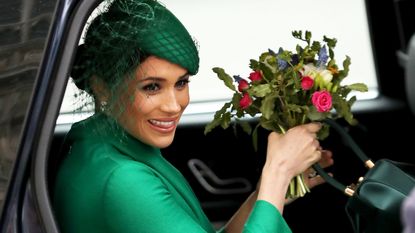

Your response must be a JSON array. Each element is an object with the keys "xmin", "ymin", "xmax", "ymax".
[{"xmin": 204, "ymin": 30, "xmax": 368, "ymax": 198}]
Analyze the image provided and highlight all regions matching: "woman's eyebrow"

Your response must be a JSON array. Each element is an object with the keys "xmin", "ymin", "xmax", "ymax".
[
  {"xmin": 140, "ymin": 77, "xmax": 165, "ymax": 82},
  {"xmin": 141, "ymin": 73, "xmax": 190, "ymax": 82},
  {"xmin": 179, "ymin": 73, "xmax": 190, "ymax": 80}
]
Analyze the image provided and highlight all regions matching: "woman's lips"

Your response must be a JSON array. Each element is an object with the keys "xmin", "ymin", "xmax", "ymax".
[{"xmin": 148, "ymin": 119, "xmax": 177, "ymax": 133}]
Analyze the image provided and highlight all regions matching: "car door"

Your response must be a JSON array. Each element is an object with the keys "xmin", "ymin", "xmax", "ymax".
[
  {"xmin": 0, "ymin": 0, "xmax": 60, "ymax": 231},
  {"xmin": 0, "ymin": 0, "xmax": 103, "ymax": 232}
]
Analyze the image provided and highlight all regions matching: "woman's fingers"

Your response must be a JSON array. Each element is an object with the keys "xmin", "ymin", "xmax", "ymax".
[
  {"xmin": 302, "ymin": 122, "xmax": 322, "ymax": 133},
  {"xmin": 266, "ymin": 123, "xmax": 325, "ymax": 178},
  {"xmin": 319, "ymin": 150, "xmax": 334, "ymax": 168},
  {"xmin": 304, "ymin": 149, "xmax": 334, "ymax": 189},
  {"xmin": 306, "ymin": 172, "xmax": 333, "ymax": 189}
]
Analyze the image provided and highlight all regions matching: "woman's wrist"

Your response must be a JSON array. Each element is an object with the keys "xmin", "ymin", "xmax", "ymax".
[{"xmin": 257, "ymin": 167, "xmax": 292, "ymax": 213}]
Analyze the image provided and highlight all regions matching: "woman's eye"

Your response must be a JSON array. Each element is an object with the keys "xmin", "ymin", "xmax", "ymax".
[
  {"xmin": 176, "ymin": 79, "xmax": 190, "ymax": 89},
  {"xmin": 143, "ymin": 83, "xmax": 160, "ymax": 92}
]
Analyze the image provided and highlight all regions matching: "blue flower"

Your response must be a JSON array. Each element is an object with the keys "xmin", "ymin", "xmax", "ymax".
[
  {"xmin": 233, "ymin": 75, "xmax": 243, "ymax": 83},
  {"xmin": 317, "ymin": 45, "xmax": 328, "ymax": 67},
  {"xmin": 291, "ymin": 54, "xmax": 299, "ymax": 66},
  {"xmin": 277, "ymin": 48, "xmax": 288, "ymax": 70}
]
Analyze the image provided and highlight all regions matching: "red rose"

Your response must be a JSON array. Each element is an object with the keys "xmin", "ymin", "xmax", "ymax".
[
  {"xmin": 239, "ymin": 92, "xmax": 253, "ymax": 109},
  {"xmin": 238, "ymin": 79, "xmax": 249, "ymax": 92},
  {"xmin": 249, "ymin": 70, "xmax": 262, "ymax": 82},
  {"xmin": 311, "ymin": 90, "xmax": 332, "ymax": 112},
  {"xmin": 301, "ymin": 76, "xmax": 314, "ymax": 90}
]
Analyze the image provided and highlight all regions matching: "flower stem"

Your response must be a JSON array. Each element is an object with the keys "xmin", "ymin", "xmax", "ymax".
[
  {"xmin": 277, "ymin": 124, "xmax": 286, "ymax": 134},
  {"xmin": 286, "ymin": 174, "xmax": 310, "ymax": 199}
]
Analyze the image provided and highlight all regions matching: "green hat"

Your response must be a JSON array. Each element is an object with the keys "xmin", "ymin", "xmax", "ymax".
[{"xmin": 72, "ymin": 0, "xmax": 199, "ymax": 92}]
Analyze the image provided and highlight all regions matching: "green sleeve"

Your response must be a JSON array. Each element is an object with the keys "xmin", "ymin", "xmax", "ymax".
[
  {"xmin": 102, "ymin": 164, "xmax": 212, "ymax": 233},
  {"xmin": 102, "ymin": 164, "xmax": 290, "ymax": 233},
  {"xmin": 243, "ymin": 200, "xmax": 292, "ymax": 233}
]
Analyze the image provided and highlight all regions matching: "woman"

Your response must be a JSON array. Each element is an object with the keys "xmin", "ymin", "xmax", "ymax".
[{"xmin": 53, "ymin": 0, "xmax": 333, "ymax": 232}]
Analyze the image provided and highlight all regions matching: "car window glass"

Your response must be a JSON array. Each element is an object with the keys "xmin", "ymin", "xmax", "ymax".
[
  {"xmin": 163, "ymin": 0, "xmax": 378, "ymax": 102},
  {"xmin": 59, "ymin": 0, "xmax": 378, "ymax": 120},
  {"xmin": 0, "ymin": 0, "xmax": 58, "ymax": 211}
]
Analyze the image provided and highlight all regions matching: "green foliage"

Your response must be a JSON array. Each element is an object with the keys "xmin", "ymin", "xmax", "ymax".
[{"xmin": 212, "ymin": 67, "xmax": 236, "ymax": 92}]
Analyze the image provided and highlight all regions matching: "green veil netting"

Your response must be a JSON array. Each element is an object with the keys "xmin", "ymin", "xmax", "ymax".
[{"xmin": 71, "ymin": 0, "xmax": 199, "ymax": 95}]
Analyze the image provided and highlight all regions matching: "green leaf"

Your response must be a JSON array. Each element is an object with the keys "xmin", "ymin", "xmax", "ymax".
[
  {"xmin": 338, "ymin": 56, "xmax": 351, "ymax": 80},
  {"xmin": 204, "ymin": 102, "xmax": 232, "ymax": 135},
  {"xmin": 317, "ymin": 124, "xmax": 330, "ymax": 140},
  {"xmin": 323, "ymin": 36, "xmax": 337, "ymax": 48},
  {"xmin": 260, "ymin": 93, "xmax": 278, "ymax": 119},
  {"xmin": 328, "ymin": 48, "xmax": 335, "ymax": 60},
  {"xmin": 344, "ymin": 111, "xmax": 358, "ymax": 126},
  {"xmin": 305, "ymin": 31, "xmax": 312, "ymax": 43},
  {"xmin": 249, "ymin": 84, "xmax": 272, "ymax": 97},
  {"xmin": 347, "ymin": 83, "xmax": 368, "ymax": 92},
  {"xmin": 332, "ymin": 94, "xmax": 348, "ymax": 115},
  {"xmin": 307, "ymin": 106, "xmax": 328, "ymax": 121},
  {"xmin": 212, "ymin": 67, "xmax": 236, "ymax": 92},
  {"xmin": 292, "ymin": 30, "xmax": 302, "ymax": 40},
  {"xmin": 260, "ymin": 116, "xmax": 279, "ymax": 132},
  {"xmin": 296, "ymin": 45, "xmax": 303, "ymax": 56},
  {"xmin": 214, "ymin": 102, "xmax": 232, "ymax": 118},
  {"xmin": 348, "ymin": 95, "xmax": 357, "ymax": 106},
  {"xmin": 220, "ymin": 112, "xmax": 232, "ymax": 129},
  {"xmin": 277, "ymin": 50, "xmax": 292, "ymax": 62},
  {"xmin": 239, "ymin": 120, "xmax": 252, "ymax": 135},
  {"xmin": 286, "ymin": 104, "xmax": 303, "ymax": 113},
  {"xmin": 311, "ymin": 41, "xmax": 321, "ymax": 52},
  {"xmin": 259, "ymin": 62, "xmax": 275, "ymax": 81},
  {"xmin": 249, "ymin": 59, "xmax": 260, "ymax": 71},
  {"xmin": 204, "ymin": 117, "xmax": 222, "ymax": 135}
]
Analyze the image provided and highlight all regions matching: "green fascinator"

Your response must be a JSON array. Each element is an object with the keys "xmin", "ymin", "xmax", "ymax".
[{"xmin": 72, "ymin": 0, "xmax": 199, "ymax": 93}]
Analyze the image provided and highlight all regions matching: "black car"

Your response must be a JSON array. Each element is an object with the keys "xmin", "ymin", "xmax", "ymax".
[{"xmin": 1, "ymin": 0, "xmax": 415, "ymax": 232}]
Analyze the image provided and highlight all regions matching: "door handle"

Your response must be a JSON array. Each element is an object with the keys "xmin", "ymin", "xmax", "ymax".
[{"xmin": 187, "ymin": 158, "xmax": 252, "ymax": 195}]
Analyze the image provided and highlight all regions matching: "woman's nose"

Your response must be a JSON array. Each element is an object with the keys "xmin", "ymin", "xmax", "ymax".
[{"xmin": 160, "ymin": 90, "xmax": 181, "ymax": 113}]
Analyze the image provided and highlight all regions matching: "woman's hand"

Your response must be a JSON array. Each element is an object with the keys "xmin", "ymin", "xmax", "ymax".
[
  {"xmin": 264, "ymin": 123, "xmax": 322, "ymax": 179},
  {"xmin": 257, "ymin": 123, "xmax": 322, "ymax": 212},
  {"xmin": 303, "ymin": 149, "xmax": 334, "ymax": 189},
  {"xmin": 283, "ymin": 149, "xmax": 333, "ymax": 205}
]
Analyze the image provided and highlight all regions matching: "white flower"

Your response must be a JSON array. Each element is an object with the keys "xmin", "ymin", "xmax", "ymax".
[{"xmin": 300, "ymin": 63, "xmax": 333, "ymax": 86}]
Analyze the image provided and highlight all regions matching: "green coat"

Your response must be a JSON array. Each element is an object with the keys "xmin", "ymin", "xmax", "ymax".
[{"xmin": 53, "ymin": 113, "xmax": 291, "ymax": 233}]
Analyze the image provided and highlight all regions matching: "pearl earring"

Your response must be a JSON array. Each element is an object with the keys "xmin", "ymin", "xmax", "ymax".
[{"xmin": 100, "ymin": 101, "xmax": 108, "ymax": 112}]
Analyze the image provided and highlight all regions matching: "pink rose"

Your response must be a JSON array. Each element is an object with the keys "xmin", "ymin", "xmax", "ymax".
[
  {"xmin": 301, "ymin": 76, "xmax": 314, "ymax": 90},
  {"xmin": 238, "ymin": 79, "xmax": 249, "ymax": 92},
  {"xmin": 249, "ymin": 70, "xmax": 262, "ymax": 82},
  {"xmin": 311, "ymin": 90, "xmax": 332, "ymax": 112},
  {"xmin": 239, "ymin": 92, "xmax": 253, "ymax": 109}
]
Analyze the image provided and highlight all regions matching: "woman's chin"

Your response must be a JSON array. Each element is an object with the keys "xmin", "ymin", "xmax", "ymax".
[{"xmin": 146, "ymin": 134, "xmax": 175, "ymax": 149}]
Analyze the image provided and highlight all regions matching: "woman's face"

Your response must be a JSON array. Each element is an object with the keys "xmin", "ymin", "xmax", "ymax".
[{"xmin": 114, "ymin": 56, "xmax": 190, "ymax": 148}]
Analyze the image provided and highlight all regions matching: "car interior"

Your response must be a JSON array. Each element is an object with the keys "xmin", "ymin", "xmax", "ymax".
[{"xmin": 1, "ymin": 0, "xmax": 415, "ymax": 233}]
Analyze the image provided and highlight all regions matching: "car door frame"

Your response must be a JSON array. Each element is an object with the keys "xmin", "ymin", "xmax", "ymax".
[{"xmin": 0, "ymin": 0, "xmax": 101, "ymax": 232}]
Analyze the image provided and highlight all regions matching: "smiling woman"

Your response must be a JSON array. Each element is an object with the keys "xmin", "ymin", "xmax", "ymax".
[
  {"xmin": 1, "ymin": 0, "xmax": 413, "ymax": 232},
  {"xmin": 52, "ymin": 0, "xmax": 332, "ymax": 232}
]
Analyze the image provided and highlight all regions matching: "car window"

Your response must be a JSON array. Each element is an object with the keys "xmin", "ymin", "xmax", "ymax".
[
  {"xmin": 0, "ymin": 0, "xmax": 58, "ymax": 212},
  {"xmin": 59, "ymin": 0, "xmax": 378, "ymax": 122}
]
